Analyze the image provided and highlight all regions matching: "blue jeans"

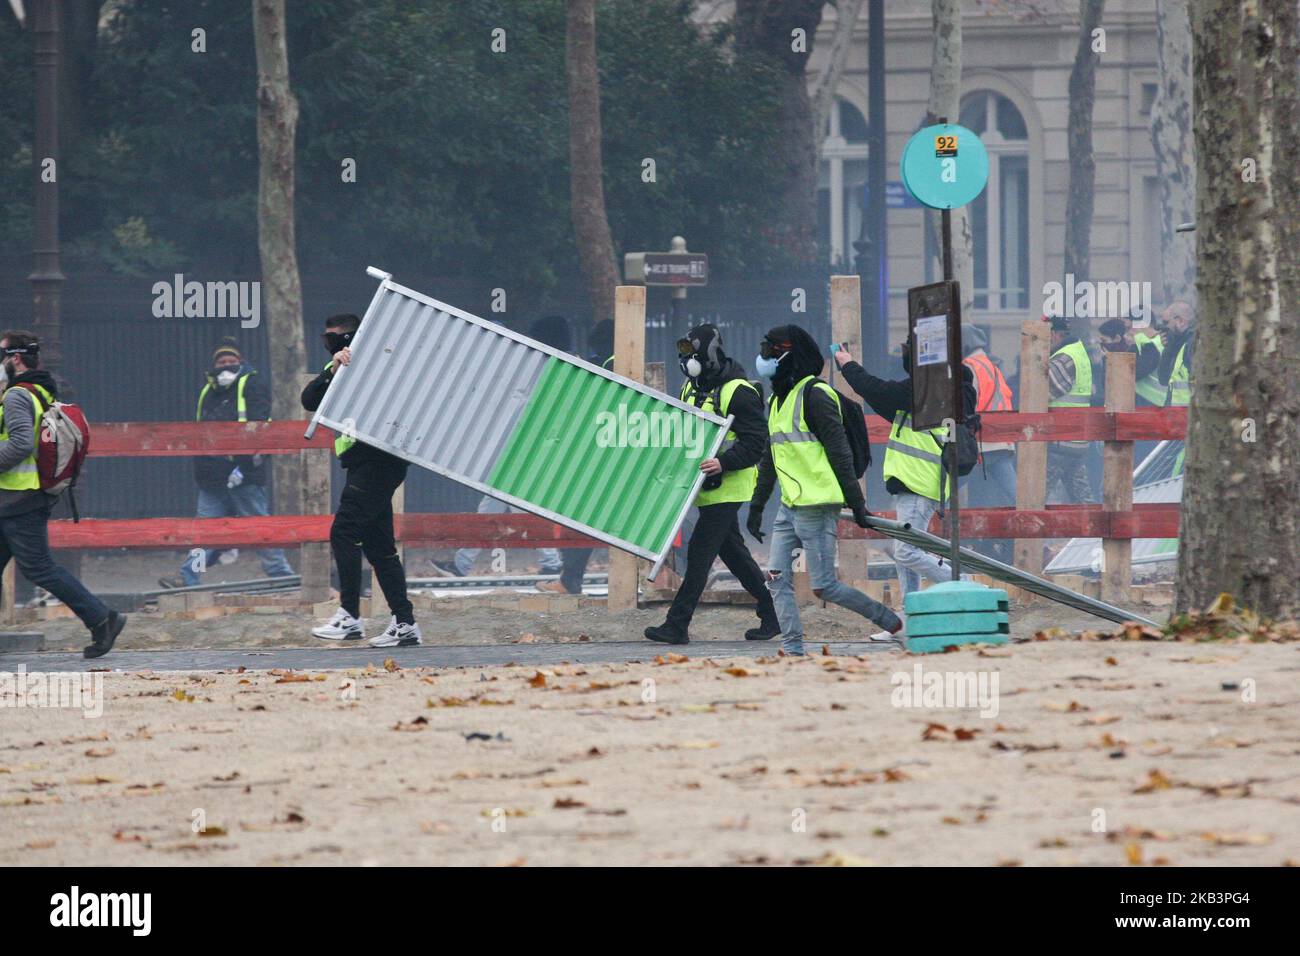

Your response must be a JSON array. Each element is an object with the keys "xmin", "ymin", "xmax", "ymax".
[
  {"xmin": 891, "ymin": 491, "xmax": 959, "ymax": 597},
  {"xmin": 180, "ymin": 484, "xmax": 294, "ymax": 586},
  {"xmin": 454, "ymin": 494, "xmax": 561, "ymax": 575},
  {"xmin": 0, "ymin": 504, "xmax": 109, "ymax": 630},
  {"xmin": 766, "ymin": 502, "xmax": 900, "ymax": 655}
]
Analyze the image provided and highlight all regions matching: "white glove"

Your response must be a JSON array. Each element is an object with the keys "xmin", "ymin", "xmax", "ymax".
[{"xmin": 227, "ymin": 467, "xmax": 244, "ymax": 489}]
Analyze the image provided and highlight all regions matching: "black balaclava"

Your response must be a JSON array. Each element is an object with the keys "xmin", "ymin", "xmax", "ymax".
[
  {"xmin": 680, "ymin": 323, "xmax": 728, "ymax": 389},
  {"xmin": 764, "ymin": 325, "xmax": 824, "ymax": 400}
]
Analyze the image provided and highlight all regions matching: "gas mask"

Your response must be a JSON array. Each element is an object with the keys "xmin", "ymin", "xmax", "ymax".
[
  {"xmin": 323, "ymin": 330, "xmax": 354, "ymax": 355},
  {"xmin": 677, "ymin": 326, "xmax": 724, "ymax": 382}
]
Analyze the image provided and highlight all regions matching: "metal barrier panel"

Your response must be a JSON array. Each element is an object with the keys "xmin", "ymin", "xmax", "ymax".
[{"xmin": 306, "ymin": 272, "xmax": 731, "ymax": 567}]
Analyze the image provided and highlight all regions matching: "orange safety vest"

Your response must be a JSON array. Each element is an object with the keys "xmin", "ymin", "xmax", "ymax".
[
  {"xmin": 964, "ymin": 352, "xmax": 1012, "ymax": 411},
  {"xmin": 963, "ymin": 352, "xmax": 1014, "ymax": 453}
]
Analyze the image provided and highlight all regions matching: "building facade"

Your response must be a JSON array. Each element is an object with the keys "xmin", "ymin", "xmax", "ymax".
[{"xmin": 806, "ymin": 0, "xmax": 1166, "ymax": 364}]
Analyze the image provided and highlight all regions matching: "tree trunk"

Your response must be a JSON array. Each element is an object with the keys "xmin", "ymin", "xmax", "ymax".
[
  {"xmin": 1176, "ymin": 0, "xmax": 1300, "ymax": 617},
  {"xmin": 252, "ymin": 0, "xmax": 306, "ymax": 510},
  {"xmin": 812, "ymin": 0, "xmax": 865, "ymax": 144},
  {"xmin": 735, "ymin": 0, "xmax": 827, "ymax": 266},
  {"xmin": 565, "ymin": 0, "xmax": 619, "ymax": 330},
  {"xmin": 925, "ymin": 0, "xmax": 974, "ymax": 319},
  {"xmin": 1063, "ymin": 0, "xmax": 1106, "ymax": 339},
  {"xmin": 1151, "ymin": 0, "xmax": 1196, "ymax": 307}
]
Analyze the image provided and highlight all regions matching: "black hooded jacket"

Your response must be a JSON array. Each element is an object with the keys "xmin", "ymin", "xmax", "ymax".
[
  {"xmin": 752, "ymin": 326, "xmax": 865, "ymax": 513},
  {"xmin": 301, "ymin": 364, "xmax": 405, "ymax": 469},
  {"xmin": 683, "ymin": 357, "xmax": 768, "ymax": 476},
  {"xmin": 837, "ymin": 357, "xmax": 977, "ymax": 497}
]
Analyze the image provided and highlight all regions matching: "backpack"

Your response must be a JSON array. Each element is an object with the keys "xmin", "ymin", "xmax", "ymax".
[
  {"xmin": 16, "ymin": 384, "xmax": 91, "ymax": 521},
  {"xmin": 943, "ymin": 413, "xmax": 982, "ymax": 478},
  {"xmin": 804, "ymin": 380, "xmax": 872, "ymax": 479}
]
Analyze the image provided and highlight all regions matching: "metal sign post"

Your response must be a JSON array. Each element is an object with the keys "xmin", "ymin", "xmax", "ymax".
[{"xmin": 901, "ymin": 119, "xmax": 990, "ymax": 580}]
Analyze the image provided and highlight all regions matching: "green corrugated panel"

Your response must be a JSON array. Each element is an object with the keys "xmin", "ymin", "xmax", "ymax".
[{"xmin": 486, "ymin": 357, "xmax": 723, "ymax": 553}]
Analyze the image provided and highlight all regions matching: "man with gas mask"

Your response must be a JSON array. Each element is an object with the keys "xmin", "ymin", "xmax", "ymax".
[
  {"xmin": 160, "ymin": 338, "xmax": 294, "ymax": 590},
  {"xmin": 748, "ymin": 326, "xmax": 902, "ymax": 655},
  {"xmin": 644, "ymin": 324, "xmax": 778, "ymax": 645},
  {"xmin": 302, "ymin": 313, "xmax": 420, "ymax": 648},
  {"xmin": 832, "ymin": 339, "xmax": 976, "ymax": 602}
]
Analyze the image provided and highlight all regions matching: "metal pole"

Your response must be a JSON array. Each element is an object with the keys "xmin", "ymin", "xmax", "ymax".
[
  {"xmin": 867, "ymin": 0, "xmax": 886, "ymax": 373},
  {"xmin": 31, "ymin": 0, "xmax": 64, "ymax": 376},
  {"xmin": 670, "ymin": 235, "xmax": 688, "ymax": 329},
  {"xmin": 941, "ymin": 203, "xmax": 961, "ymax": 579}
]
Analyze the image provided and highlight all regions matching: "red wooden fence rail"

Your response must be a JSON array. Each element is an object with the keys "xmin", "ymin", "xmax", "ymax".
[{"xmin": 55, "ymin": 408, "xmax": 1186, "ymax": 551}]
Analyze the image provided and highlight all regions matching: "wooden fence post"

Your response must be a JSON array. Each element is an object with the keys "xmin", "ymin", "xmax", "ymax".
[
  {"xmin": 298, "ymin": 373, "xmax": 332, "ymax": 606},
  {"xmin": 607, "ymin": 285, "xmax": 646, "ymax": 611},
  {"xmin": 1102, "ymin": 350, "xmax": 1135, "ymax": 604},
  {"xmin": 1014, "ymin": 320, "xmax": 1050, "ymax": 580},
  {"xmin": 830, "ymin": 274, "xmax": 870, "ymax": 590},
  {"xmin": 2, "ymin": 563, "xmax": 14, "ymax": 624}
]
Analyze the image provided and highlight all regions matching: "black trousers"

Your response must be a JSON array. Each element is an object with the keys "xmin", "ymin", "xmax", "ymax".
[
  {"xmin": 666, "ymin": 500, "xmax": 775, "ymax": 631},
  {"xmin": 331, "ymin": 457, "xmax": 413, "ymax": 624}
]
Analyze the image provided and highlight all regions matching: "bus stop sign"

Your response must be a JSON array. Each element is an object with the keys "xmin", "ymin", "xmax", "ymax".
[{"xmin": 900, "ymin": 123, "xmax": 989, "ymax": 210}]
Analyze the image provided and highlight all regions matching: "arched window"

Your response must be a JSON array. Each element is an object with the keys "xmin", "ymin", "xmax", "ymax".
[
  {"xmin": 960, "ymin": 91, "xmax": 1030, "ymax": 311},
  {"xmin": 818, "ymin": 97, "xmax": 870, "ymax": 267}
]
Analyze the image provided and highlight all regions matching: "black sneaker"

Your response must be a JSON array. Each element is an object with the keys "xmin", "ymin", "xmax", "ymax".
[
  {"xmin": 84, "ymin": 611, "xmax": 126, "ymax": 659},
  {"xmin": 744, "ymin": 618, "xmax": 781, "ymax": 641},
  {"xmin": 430, "ymin": 560, "xmax": 465, "ymax": 578},
  {"xmin": 157, "ymin": 575, "xmax": 186, "ymax": 590},
  {"xmin": 645, "ymin": 624, "xmax": 689, "ymax": 645}
]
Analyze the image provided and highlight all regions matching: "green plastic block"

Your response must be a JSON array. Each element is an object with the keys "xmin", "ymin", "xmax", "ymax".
[
  {"xmin": 903, "ymin": 579, "xmax": 1008, "ymax": 616},
  {"xmin": 907, "ymin": 632, "xmax": 1009, "ymax": 654},
  {"xmin": 904, "ymin": 611, "xmax": 1010, "ymax": 638}
]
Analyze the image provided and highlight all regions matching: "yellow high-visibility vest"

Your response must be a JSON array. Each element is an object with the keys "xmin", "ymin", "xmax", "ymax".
[
  {"xmin": 882, "ymin": 410, "xmax": 948, "ymax": 502},
  {"xmin": 768, "ymin": 375, "xmax": 843, "ymax": 507},
  {"xmin": 0, "ymin": 383, "xmax": 50, "ymax": 491},
  {"xmin": 681, "ymin": 378, "xmax": 760, "ymax": 506}
]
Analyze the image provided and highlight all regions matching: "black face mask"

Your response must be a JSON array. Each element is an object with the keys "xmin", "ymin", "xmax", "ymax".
[{"xmin": 323, "ymin": 331, "xmax": 354, "ymax": 355}]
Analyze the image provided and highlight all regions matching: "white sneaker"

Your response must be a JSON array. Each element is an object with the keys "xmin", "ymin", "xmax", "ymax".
[
  {"xmin": 869, "ymin": 625, "xmax": 907, "ymax": 647},
  {"xmin": 368, "ymin": 617, "xmax": 422, "ymax": 648},
  {"xmin": 311, "ymin": 608, "xmax": 364, "ymax": 641}
]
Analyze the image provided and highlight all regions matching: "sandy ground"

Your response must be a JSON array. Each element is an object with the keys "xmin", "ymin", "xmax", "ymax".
[{"xmin": 3, "ymin": 638, "xmax": 1298, "ymax": 866}]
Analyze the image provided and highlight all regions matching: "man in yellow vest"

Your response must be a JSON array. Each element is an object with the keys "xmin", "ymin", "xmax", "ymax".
[
  {"xmin": 302, "ymin": 313, "xmax": 419, "ymax": 648},
  {"xmin": 747, "ymin": 326, "xmax": 901, "ymax": 656},
  {"xmin": 834, "ymin": 340, "xmax": 977, "ymax": 603},
  {"xmin": 1098, "ymin": 318, "xmax": 1164, "ymax": 407},
  {"xmin": 1156, "ymin": 300, "xmax": 1194, "ymax": 409},
  {"xmin": 0, "ymin": 331, "xmax": 125, "ymax": 659},
  {"xmin": 1046, "ymin": 315, "xmax": 1095, "ymax": 503},
  {"xmin": 159, "ymin": 338, "xmax": 293, "ymax": 589},
  {"xmin": 645, "ymin": 325, "xmax": 778, "ymax": 645}
]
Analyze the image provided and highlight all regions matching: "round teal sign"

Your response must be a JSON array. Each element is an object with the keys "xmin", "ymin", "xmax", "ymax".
[{"xmin": 900, "ymin": 123, "xmax": 989, "ymax": 209}]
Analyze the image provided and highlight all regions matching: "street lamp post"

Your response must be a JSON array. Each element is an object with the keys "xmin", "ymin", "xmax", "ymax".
[
  {"xmin": 31, "ymin": 0, "xmax": 64, "ymax": 376},
  {"xmin": 854, "ymin": 0, "xmax": 886, "ymax": 374}
]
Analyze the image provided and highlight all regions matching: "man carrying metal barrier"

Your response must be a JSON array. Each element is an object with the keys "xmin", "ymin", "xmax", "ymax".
[
  {"xmin": 643, "ymin": 324, "xmax": 778, "ymax": 645},
  {"xmin": 301, "ymin": 313, "xmax": 420, "ymax": 648}
]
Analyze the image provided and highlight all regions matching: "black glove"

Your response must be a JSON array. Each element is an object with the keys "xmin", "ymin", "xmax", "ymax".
[
  {"xmin": 746, "ymin": 504, "xmax": 765, "ymax": 543},
  {"xmin": 852, "ymin": 504, "xmax": 873, "ymax": 529}
]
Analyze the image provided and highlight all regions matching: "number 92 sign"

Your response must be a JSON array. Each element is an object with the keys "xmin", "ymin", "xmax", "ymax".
[{"xmin": 900, "ymin": 123, "xmax": 989, "ymax": 210}]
